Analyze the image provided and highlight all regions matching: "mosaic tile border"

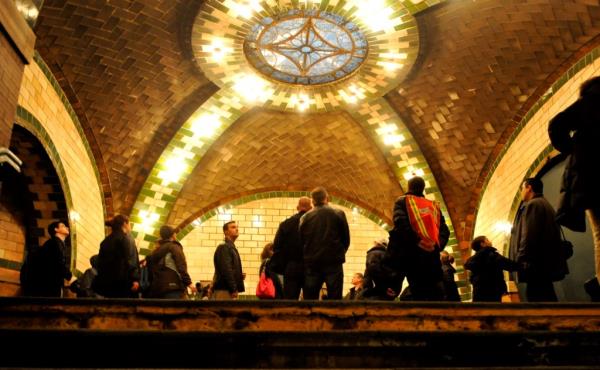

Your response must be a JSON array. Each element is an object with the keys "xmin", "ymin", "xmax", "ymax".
[
  {"xmin": 130, "ymin": 89, "xmax": 251, "ymax": 250},
  {"xmin": 190, "ymin": 0, "xmax": 441, "ymax": 113},
  {"xmin": 475, "ymin": 46, "xmax": 600, "ymax": 217},
  {"xmin": 32, "ymin": 51, "xmax": 107, "ymax": 218},
  {"xmin": 14, "ymin": 105, "xmax": 77, "ymax": 272}
]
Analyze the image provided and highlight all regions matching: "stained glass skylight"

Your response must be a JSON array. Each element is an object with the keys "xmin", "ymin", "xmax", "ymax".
[{"xmin": 244, "ymin": 10, "xmax": 368, "ymax": 85}]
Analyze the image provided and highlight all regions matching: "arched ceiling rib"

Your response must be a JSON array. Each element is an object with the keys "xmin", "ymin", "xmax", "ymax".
[
  {"xmin": 386, "ymin": 0, "xmax": 600, "ymax": 225},
  {"xmin": 166, "ymin": 109, "xmax": 402, "ymax": 228},
  {"xmin": 34, "ymin": 0, "xmax": 217, "ymax": 214},
  {"xmin": 32, "ymin": 0, "xmax": 600, "ymax": 236}
]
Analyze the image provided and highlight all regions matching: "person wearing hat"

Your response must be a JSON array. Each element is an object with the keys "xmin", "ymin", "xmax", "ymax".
[{"xmin": 145, "ymin": 225, "xmax": 195, "ymax": 299}]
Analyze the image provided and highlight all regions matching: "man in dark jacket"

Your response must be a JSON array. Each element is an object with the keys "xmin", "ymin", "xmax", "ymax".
[
  {"xmin": 549, "ymin": 76, "xmax": 600, "ymax": 300},
  {"xmin": 300, "ymin": 187, "xmax": 350, "ymax": 300},
  {"xmin": 21, "ymin": 221, "xmax": 72, "ymax": 297},
  {"xmin": 361, "ymin": 238, "xmax": 401, "ymax": 300},
  {"xmin": 387, "ymin": 176, "xmax": 450, "ymax": 301},
  {"xmin": 272, "ymin": 196, "xmax": 312, "ymax": 299},
  {"xmin": 146, "ymin": 225, "xmax": 194, "ymax": 299},
  {"xmin": 465, "ymin": 236, "xmax": 519, "ymax": 302},
  {"xmin": 212, "ymin": 221, "xmax": 245, "ymax": 300},
  {"xmin": 440, "ymin": 250, "xmax": 461, "ymax": 302},
  {"xmin": 509, "ymin": 178, "xmax": 568, "ymax": 302}
]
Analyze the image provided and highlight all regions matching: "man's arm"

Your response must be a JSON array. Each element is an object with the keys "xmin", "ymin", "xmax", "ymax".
[
  {"xmin": 172, "ymin": 244, "xmax": 192, "ymax": 287},
  {"xmin": 438, "ymin": 213, "xmax": 450, "ymax": 249},
  {"xmin": 339, "ymin": 211, "xmax": 351, "ymax": 251}
]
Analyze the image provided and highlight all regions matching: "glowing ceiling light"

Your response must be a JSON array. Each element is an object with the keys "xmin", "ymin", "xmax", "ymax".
[
  {"xmin": 252, "ymin": 215, "xmax": 263, "ymax": 228},
  {"xmin": 403, "ymin": 167, "xmax": 425, "ymax": 180},
  {"xmin": 190, "ymin": 114, "xmax": 222, "ymax": 138},
  {"xmin": 377, "ymin": 123, "xmax": 398, "ymax": 135},
  {"xmin": 377, "ymin": 61, "xmax": 403, "ymax": 71},
  {"xmin": 158, "ymin": 155, "xmax": 188, "ymax": 184},
  {"xmin": 232, "ymin": 74, "xmax": 273, "ymax": 102},
  {"xmin": 339, "ymin": 85, "xmax": 365, "ymax": 104},
  {"xmin": 354, "ymin": 0, "xmax": 396, "ymax": 32},
  {"xmin": 290, "ymin": 93, "xmax": 310, "ymax": 111},
  {"xmin": 138, "ymin": 210, "xmax": 160, "ymax": 232},
  {"xmin": 226, "ymin": 0, "xmax": 262, "ymax": 19},
  {"xmin": 69, "ymin": 210, "xmax": 81, "ymax": 222},
  {"xmin": 494, "ymin": 221, "xmax": 513, "ymax": 235},
  {"xmin": 383, "ymin": 134, "xmax": 405, "ymax": 146},
  {"xmin": 204, "ymin": 39, "xmax": 232, "ymax": 63}
]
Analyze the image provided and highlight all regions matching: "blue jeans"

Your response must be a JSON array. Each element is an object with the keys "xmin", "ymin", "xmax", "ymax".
[{"xmin": 303, "ymin": 264, "xmax": 344, "ymax": 300}]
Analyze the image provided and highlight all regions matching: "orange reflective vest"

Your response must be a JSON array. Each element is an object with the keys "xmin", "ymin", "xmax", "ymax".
[{"xmin": 405, "ymin": 195, "xmax": 441, "ymax": 252}]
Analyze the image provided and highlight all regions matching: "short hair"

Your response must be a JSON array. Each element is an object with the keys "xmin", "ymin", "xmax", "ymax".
[
  {"xmin": 47, "ymin": 221, "xmax": 63, "ymax": 237},
  {"xmin": 159, "ymin": 225, "xmax": 175, "ymax": 240},
  {"xmin": 311, "ymin": 187, "xmax": 328, "ymax": 206},
  {"xmin": 523, "ymin": 177, "xmax": 543, "ymax": 194},
  {"xmin": 222, "ymin": 220, "xmax": 236, "ymax": 233},
  {"xmin": 105, "ymin": 214, "xmax": 129, "ymax": 230},
  {"xmin": 580, "ymin": 76, "xmax": 600, "ymax": 97},
  {"xmin": 354, "ymin": 273, "xmax": 364, "ymax": 280},
  {"xmin": 407, "ymin": 176, "xmax": 426, "ymax": 195},
  {"xmin": 471, "ymin": 235, "xmax": 487, "ymax": 252}
]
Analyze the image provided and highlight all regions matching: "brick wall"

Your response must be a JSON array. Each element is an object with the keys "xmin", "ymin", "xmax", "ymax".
[
  {"xmin": 0, "ymin": 34, "xmax": 25, "ymax": 147},
  {"xmin": 180, "ymin": 197, "xmax": 389, "ymax": 297},
  {"xmin": 17, "ymin": 62, "xmax": 105, "ymax": 273},
  {"xmin": 474, "ymin": 59, "xmax": 600, "ymax": 255}
]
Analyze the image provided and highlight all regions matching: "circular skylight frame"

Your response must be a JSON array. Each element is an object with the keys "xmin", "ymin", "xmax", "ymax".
[{"xmin": 244, "ymin": 10, "xmax": 368, "ymax": 86}]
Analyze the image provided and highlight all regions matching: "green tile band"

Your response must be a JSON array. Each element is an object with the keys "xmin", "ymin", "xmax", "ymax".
[{"xmin": 14, "ymin": 106, "xmax": 77, "ymax": 273}]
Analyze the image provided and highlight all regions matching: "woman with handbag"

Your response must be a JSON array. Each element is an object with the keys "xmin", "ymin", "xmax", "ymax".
[{"xmin": 257, "ymin": 243, "xmax": 283, "ymax": 299}]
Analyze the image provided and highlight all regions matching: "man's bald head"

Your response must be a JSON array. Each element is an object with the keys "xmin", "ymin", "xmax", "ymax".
[{"xmin": 297, "ymin": 196, "xmax": 312, "ymax": 212}]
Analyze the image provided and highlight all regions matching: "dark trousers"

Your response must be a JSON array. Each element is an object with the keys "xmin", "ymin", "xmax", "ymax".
[
  {"xmin": 472, "ymin": 290, "xmax": 503, "ymax": 302},
  {"xmin": 405, "ymin": 250, "xmax": 444, "ymax": 301},
  {"xmin": 526, "ymin": 280, "xmax": 557, "ymax": 302},
  {"xmin": 283, "ymin": 261, "xmax": 303, "ymax": 300},
  {"xmin": 303, "ymin": 264, "xmax": 343, "ymax": 300}
]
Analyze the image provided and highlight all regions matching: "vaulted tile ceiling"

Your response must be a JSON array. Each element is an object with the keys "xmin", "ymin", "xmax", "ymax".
[{"xmin": 33, "ymin": 0, "xmax": 600, "ymax": 232}]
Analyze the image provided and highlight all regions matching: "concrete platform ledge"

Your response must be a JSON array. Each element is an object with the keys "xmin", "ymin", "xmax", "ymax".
[{"xmin": 1, "ymin": 298, "xmax": 600, "ymax": 368}]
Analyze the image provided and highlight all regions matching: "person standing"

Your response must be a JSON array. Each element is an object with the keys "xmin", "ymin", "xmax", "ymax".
[
  {"xmin": 272, "ymin": 196, "xmax": 312, "ymax": 299},
  {"xmin": 387, "ymin": 176, "xmax": 450, "ymax": 301},
  {"xmin": 21, "ymin": 221, "xmax": 72, "ymax": 297},
  {"xmin": 440, "ymin": 250, "xmax": 460, "ymax": 302},
  {"xmin": 549, "ymin": 76, "xmax": 600, "ymax": 300},
  {"xmin": 509, "ymin": 178, "xmax": 568, "ymax": 302},
  {"xmin": 465, "ymin": 236, "xmax": 519, "ymax": 302},
  {"xmin": 146, "ymin": 225, "xmax": 194, "ymax": 299},
  {"xmin": 93, "ymin": 215, "xmax": 140, "ymax": 298},
  {"xmin": 212, "ymin": 221, "xmax": 245, "ymax": 300},
  {"xmin": 300, "ymin": 187, "xmax": 350, "ymax": 300}
]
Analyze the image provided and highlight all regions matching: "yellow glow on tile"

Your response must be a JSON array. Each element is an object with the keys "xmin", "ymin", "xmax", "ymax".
[
  {"xmin": 204, "ymin": 39, "xmax": 232, "ymax": 62},
  {"xmin": 138, "ymin": 210, "xmax": 160, "ymax": 233},
  {"xmin": 403, "ymin": 167, "xmax": 425, "ymax": 180},
  {"xmin": 158, "ymin": 156, "xmax": 188, "ymax": 184},
  {"xmin": 225, "ymin": 0, "xmax": 262, "ymax": 19},
  {"xmin": 190, "ymin": 114, "xmax": 222, "ymax": 138},
  {"xmin": 352, "ymin": 0, "xmax": 397, "ymax": 32},
  {"xmin": 494, "ymin": 221, "xmax": 513, "ymax": 235},
  {"xmin": 290, "ymin": 93, "xmax": 310, "ymax": 111},
  {"xmin": 232, "ymin": 74, "xmax": 273, "ymax": 102},
  {"xmin": 377, "ymin": 61, "xmax": 403, "ymax": 71},
  {"xmin": 383, "ymin": 134, "xmax": 405, "ymax": 146}
]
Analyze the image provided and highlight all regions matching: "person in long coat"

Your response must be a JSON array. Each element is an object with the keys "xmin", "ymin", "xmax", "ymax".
[{"xmin": 548, "ymin": 76, "xmax": 600, "ymax": 300}]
